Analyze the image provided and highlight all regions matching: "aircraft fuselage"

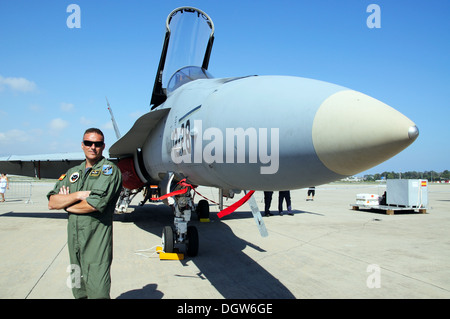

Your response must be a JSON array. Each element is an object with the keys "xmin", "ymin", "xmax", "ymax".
[{"xmin": 133, "ymin": 74, "xmax": 417, "ymax": 191}]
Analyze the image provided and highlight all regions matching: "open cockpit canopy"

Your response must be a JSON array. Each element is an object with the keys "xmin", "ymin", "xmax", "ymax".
[{"xmin": 151, "ymin": 7, "xmax": 215, "ymax": 109}]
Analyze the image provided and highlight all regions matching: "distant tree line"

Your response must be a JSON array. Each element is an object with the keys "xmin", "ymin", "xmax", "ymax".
[{"xmin": 364, "ymin": 170, "xmax": 450, "ymax": 182}]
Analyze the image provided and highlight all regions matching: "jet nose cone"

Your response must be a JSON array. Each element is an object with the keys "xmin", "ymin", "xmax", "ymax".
[{"xmin": 312, "ymin": 90, "xmax": 418, "ymax": 176}]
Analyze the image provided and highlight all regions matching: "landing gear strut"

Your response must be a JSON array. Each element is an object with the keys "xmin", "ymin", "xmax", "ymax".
[
  {"xmin": 162, "ymin": 186, "xmax": 206, "ymax": 257},
  {"xmin": 115, "ymin": 187, "xmax": 141, "ymax": 214}
]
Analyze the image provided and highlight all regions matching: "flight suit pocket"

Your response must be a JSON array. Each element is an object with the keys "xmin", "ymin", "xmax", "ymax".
[
  {"xmin": 89, "ymin": 188, "xmax": 107, "ymax": 200},
  {"xmin": 86, "ymin": 188, "xmax": 107, "ymax": 212}
]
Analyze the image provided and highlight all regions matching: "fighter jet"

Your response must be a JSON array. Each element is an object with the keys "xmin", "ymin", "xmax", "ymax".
[{"xmin": 0, "ymin": 7, "xmax": 419, "ymax": 257}]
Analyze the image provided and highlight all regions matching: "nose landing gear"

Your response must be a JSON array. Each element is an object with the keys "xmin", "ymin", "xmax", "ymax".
[{"xmin": 161, "ymin": 185, "xmax": 209, "ymax": 257}]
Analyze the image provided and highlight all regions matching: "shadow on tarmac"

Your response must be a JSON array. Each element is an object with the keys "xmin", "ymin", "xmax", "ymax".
[
  {"xmin": 117, "ymin": 203, "xmax": 296, "ymax": 299},
  {"xmin": 1, "ymin": 203, "xmax": 296, "ymax": 299},
  {"xmin": 116, "ymin": 283, "xmax": 164, "ymax": 299},
  {"xmin": 1, "ymin": 211, "xmax": 68, "ymax": 219}
]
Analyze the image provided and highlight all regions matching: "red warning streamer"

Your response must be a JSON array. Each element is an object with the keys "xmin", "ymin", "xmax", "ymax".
[
  {"xmin": 149, "ymin": 178, "xmax": 193, "ymax": 201},
  {"xmin": 148, "ymin": 178, "xmax": 255, "ymax": 219},
  {"xmin": 149, "ymin": 187, "xmax": 189, "ymax": 201},
  {"xmin": 217, "ymin": 190, "xmax": 255, "ymax": 218}
]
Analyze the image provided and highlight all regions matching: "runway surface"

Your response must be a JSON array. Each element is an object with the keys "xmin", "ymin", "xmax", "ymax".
[{"xmin": 1, "ymin": 181, "xmax": 449, "ymax": 299}]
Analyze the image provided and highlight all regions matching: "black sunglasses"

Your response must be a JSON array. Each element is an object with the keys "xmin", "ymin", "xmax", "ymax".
[{"xmin": 83, "ymin": 140, "xmax": 104, "ymax": 147}]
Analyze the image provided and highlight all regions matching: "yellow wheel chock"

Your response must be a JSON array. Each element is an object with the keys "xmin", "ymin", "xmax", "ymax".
[{"xmin": 156, "ymin": 246, "xmax": 184, "ymax": 260}]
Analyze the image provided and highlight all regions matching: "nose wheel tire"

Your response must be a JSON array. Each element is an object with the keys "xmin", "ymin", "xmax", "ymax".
[
  {"xmin": 162, "ymin": 226, "xmax": 174, "ymax": 253},
  {"xmin": 196, "ymin": 199, "xmax": 210, "ymax": 220}
]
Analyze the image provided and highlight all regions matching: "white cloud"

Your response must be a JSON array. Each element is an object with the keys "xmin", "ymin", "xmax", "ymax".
[
  {"xmin": 102, "ymin": 121, "xmax": 113, "ymax": 130},
  {"xmin": 60, "ymin": 102, "xmax": 74, "ymax": 112},
  {"xmin": 0, "ymin": 75, "xmax": 37, "ymax": 93},
  {"xmin": 29, "ymin": 104, "xmax": 42, "ymax": 112},
  {"xmin": 0, "ymin": 129, "xmax": 33, "ymax": 144},
  {"xmin": 49, "ymin": 118, "xmax": 69, "ymax": 131},
  {"xmin": 80, "ymin": 116, "xmax": 94, "ymax": 125}
]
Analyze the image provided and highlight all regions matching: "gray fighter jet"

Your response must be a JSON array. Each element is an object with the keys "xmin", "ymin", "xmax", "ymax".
[{"xmin": 0, "ymin": 7, "xmax": 418, "ymax": 256}]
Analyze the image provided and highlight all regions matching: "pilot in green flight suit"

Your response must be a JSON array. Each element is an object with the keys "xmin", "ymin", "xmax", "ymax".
[{"xmin": 47, "ymin": 128, "xmax": 122, "ymax": 299}]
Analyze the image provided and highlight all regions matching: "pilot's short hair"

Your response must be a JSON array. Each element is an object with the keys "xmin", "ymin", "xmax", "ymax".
[{"xmin": 83, "ymin": 128, "xmax": 104, "ymax": 139}]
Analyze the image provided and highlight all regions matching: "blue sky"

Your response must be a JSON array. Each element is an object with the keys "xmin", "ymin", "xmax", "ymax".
[{"xmin": 0, "ymin": 0, "xmax": 449, "ymax": 175}]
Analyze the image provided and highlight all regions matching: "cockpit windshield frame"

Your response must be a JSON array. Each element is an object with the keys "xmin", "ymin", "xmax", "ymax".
[{"xmin": 167, "ymin": 66, "xmax": 214, "ymax": 93}]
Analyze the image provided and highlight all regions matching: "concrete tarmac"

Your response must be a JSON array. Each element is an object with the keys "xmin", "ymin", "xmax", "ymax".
[{"xmin": 1, "ymin": 181, "xmax": 449, "ymax": 299}]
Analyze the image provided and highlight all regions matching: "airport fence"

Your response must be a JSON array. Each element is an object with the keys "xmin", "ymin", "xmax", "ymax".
[{"xmin": 4, "ymin": 181, "xmax": 33, "ymax": 204}]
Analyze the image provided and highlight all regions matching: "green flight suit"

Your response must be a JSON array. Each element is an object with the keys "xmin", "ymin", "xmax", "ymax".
[{"xmin": 47, "ymin": 157, "xmax": 122, "ymax": 299}]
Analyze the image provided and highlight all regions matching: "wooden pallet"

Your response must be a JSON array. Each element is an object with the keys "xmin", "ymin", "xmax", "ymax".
[{"xmin": 351, "ymin": 205, "xmax": 427, "ymax": 215}]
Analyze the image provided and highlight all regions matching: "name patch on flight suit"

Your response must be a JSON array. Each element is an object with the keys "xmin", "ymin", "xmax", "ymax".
[
  {"xmin": 70, "ymin": 172, "xmax": 80, "ymax": 183},
  {"xmin": 102, "ymin": 165, "xmax": 112, "ymax": 176},
  {"xmin": 90, "ymin": 169, "xmax": 101, "ymax": 177}
]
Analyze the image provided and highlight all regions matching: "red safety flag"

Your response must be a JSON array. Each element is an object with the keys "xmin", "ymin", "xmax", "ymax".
[
  {"xmin": 149, "ymin": 179, "xmax": 194, "ymax": 201},
  {"xmin": 147, "ymin": 178, "xmax": 254, "ymax": 219},
  {"xmin": 149, "ymin": 187, "xmax": 189, "ymax": 201},
  {"xmin": 217, "ymin": 190, "xmax": 255, "ymax": 218}
]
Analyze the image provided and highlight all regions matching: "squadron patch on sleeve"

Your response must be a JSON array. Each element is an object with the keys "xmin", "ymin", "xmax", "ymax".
[
  {"xmin": 70, "ymin": 172, "xmax": 80, "ymax": 183},
  {"xmin": 102, "ymin": 165, "xmax": 113, "ymax": 176}
]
